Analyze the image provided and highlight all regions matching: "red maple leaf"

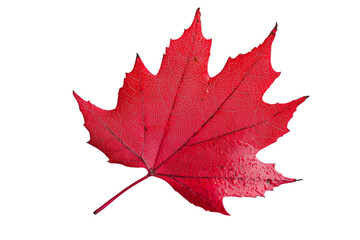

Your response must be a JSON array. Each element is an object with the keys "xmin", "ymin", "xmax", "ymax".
[{"xmin": 74, "ymin": 9, "xmax": 307, "ymax": 215}]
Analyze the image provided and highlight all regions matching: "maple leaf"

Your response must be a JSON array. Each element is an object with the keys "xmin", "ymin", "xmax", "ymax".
[{"xmin": 74, "ymin": 9, "xmax": 307, "ymax": 215}]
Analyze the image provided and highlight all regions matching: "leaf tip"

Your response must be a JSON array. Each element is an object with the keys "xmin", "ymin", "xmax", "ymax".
[
  {"xmin": 193, "ymin": 7, "xmax": 201, "ymax": 25},
  {"xmin": 195, "ymin": 7, "xmax": 201, "ymax": 16},
  {"xmin": 218, "ymin": 207, "xmax": 231, "ymax": 216},
  {"xmin": 221, "ymin": 208, "xmax": 231, "ymax": 216},
  {"xmin": 133, "ymin": 53, "xmax": 146, "ymax": 71},
  {"xmin": 270, "ymin": 23, "xmax": 278, "ymax": 36},
  {"xmin": 73, "ymin": 90, "xmax": 84, "ymax": 105}
]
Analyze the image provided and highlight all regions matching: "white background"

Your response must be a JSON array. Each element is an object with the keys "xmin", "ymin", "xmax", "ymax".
[{"xmin": 1, "ymin": 0, "xmax": 359, "ymax": 239}]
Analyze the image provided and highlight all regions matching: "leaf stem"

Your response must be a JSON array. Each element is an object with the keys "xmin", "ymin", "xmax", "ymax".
[{"xmin": 93, "ymin": 174, "xmax": 150, "ymax": 215}]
